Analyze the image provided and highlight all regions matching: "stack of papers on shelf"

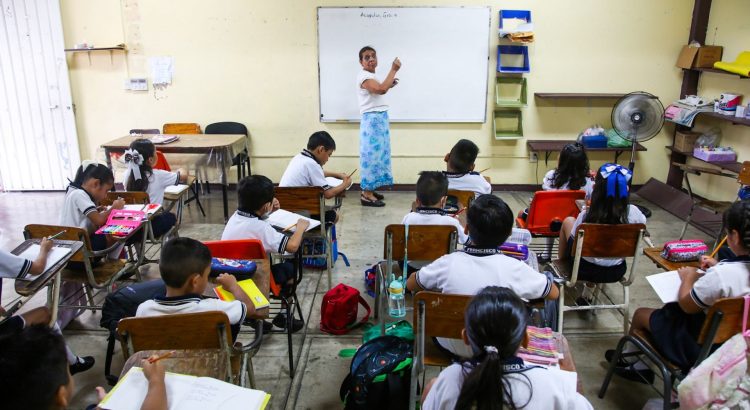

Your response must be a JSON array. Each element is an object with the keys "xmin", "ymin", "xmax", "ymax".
[
  {"xmin": 665, "ymin": 102, "xmax": 713, "ymax": 127},
  {"xmin": 499, "ymin": 21, "xmax": 534, "ymax": 43},
  {"xmin": 265, "ymin": 209, "xmax": 320, "ymax": 233},
  {"xmin": 150, "ymin": 134, "xmax": 180, "ymax": 144},
  {"xmin": 17, "ymin": 244, "xmax": 72, "ymax": 276}
]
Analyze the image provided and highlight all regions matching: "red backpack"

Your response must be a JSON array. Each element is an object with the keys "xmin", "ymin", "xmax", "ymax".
[{"xmin": 321, "ymin": 283, "xmax": 371, "ymax": 335}]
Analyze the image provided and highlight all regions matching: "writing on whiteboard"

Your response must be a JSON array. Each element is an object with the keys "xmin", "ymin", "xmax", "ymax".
[{"xmin": 360, "ymin": 11, "xmax": 398, "ymax": 19}]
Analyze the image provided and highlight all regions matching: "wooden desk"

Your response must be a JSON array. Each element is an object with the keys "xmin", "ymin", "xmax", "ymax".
[
  {"xmin": 527, "ymin": 140, "xmax": 647, "ymax": 165},
  {"xmin": 204, "ymin": 259, "xmax": 270, "ymax": 320},
  {"xmin": 102, "ymin": 134, "xmax": 247, "ymax": 221},
  {"xmin": 643, "ymin": 247, "xmax": 700, "ymax": 271}
]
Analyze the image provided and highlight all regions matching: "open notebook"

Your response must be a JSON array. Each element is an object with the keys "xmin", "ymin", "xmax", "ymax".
[
  {"xmin": 325, "ymin": 176, "xmax": 354, "ymax": 190},
  {"xmin": 164, "ymin": 184, "xmax": 190, "ymax": 196},
  {"xmin": 99, "ymin": 367, "xmax": 270, "ymax": 410},
  {"xmin": 17, "ymin": 244, "xmax": 72, "ymax": 276},
  {"xmin": 266, "ymin": 209, "xmax": 321, "ymax": 233}
]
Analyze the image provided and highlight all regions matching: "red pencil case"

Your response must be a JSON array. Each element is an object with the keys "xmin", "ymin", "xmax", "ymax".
[{"xmin": 661, "ymin": 239, "xmax": 708, "ymax": 262}]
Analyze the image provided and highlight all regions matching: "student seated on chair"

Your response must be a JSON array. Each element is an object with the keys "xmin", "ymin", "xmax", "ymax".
[
  {"xmin": 607, "ymin": 200, "xmax": 750, "ymax": 384},
  {"xmin": 422, "ymin": 286, "xmax": 592, "ymax": 410},
  {"xmin": 407, "ymin": 194, "xmax": 558, "ymax": 358},
  {"xmin": 556, "ymin": 163, "xmax": 647, "ymax": 301},
  {"xmin": 400, "ymin": 171, "xmax": 469, "ymax": 276},
  {"xmin": 443, "ymin": 139, "xmax": 491, "ymax": 198},
  {"xmin": 221, "ymin": 175, "xmax": 308, "ymax": 333},
  {"xmin": 279, "ymin": 130, "xmax": 351, "ymax": 219},
  {"xmin": 122, "ymin": 138, "xmax": 189, "ymax": 238},
  {"xmin": 136, "ymin": 237, "xmax": 252, "ymax": 342}
]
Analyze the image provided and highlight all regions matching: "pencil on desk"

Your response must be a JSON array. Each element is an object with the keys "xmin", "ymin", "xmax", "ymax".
[
  {"xmin": 148, "ymin": 350, "xmax": 175, "ymax": 364},
  {"xmin": 48, "ymin": 230, "xmax": 66, "ymax": 240},
  {"xmin": 709, "ymin": 235, "xmax": 728, "ymax": 259}
]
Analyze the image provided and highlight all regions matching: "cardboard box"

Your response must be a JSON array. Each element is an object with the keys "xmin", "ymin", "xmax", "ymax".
[
  {"xmin": 674, "ymin": 130, "xmax": 701, "ymax": 152},
  {"xmin": 676, "ymin": 45, "xmax": 723, "ymax": 69}
]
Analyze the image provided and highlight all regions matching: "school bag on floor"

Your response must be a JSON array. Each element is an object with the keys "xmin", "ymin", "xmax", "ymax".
[
  {"xmin": 320, "ymin": 283, "xmax": 371, "ymax": 335},
  {"xmin": 99, "ymin": 279, "xmax": 166, "ymax": 385},
  {"xmin": 340, "ymin": 335, "xmax": 413, "ymax": 410}
]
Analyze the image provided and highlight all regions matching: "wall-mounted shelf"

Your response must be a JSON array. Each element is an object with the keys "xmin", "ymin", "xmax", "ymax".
[
  {"xmin": 534, "ymin": 93, "xmax": 625, "ymax": 100},
  {"xmin": 695, "ymin": 111, "xmax": 750, "ymax": 127},
  {"xmin": 64, "ymin": 45, "xmax": 126, "ymax": 65},
  {"xmin": 665, "ymin": 145, "xmax": 742, "ymax": 173},
  {"xmin": 683, "ymin": 67, "xmax": 749, "ymax": 79}
]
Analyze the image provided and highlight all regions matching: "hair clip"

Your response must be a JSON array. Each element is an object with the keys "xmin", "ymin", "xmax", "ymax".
[{"xmin": 484, "ymin": 345, "xmax": 498, "ymax": 354}]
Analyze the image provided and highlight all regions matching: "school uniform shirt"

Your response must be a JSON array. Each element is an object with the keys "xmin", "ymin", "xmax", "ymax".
[
  {"xmin": 422, "ymin": 362, "xmax": 593, "ymax": 410},
  {"xmin": 59, "ymin": 186, "xmax": 97, "ymax": 234},
  {"xmin": 691, "ymin": 256, "xmax": 750, "ymax": 310},
  {"xmin": 122, "ymin": 169, "xmax": 179, "ymax": 205},
  {"xmin": 401, "ymin": 208, "xmax": 468, "ymax": 245},
  {"xmin": 356, "ymin": 69, "xmax": 388, "ymax": 114},
  {"xmin": 279, "ymin": 150, "xmax": 331, "ymax": 190},
  {"xmin": 221, "ymin": 210, "xmax": 290, "ymax": 255},
  {"xmin": 570, "ymin": 204, "xmax": 647, "ymax": 267},
  {"xmin": 0, "ymin": 250, "xmax": 32, "ymax": 279},
  {"xmin": 136, "ymin": 294, "xmax": 246, "ymax": 325},
  {"xmin": 416, "ymin": 249, "xmax": 553, "ymax": 356},
  {"xmin": 443, "ymin": 171, "xmax": 492, "ymax": 198},
  {"xmin": 542, "ymin": 170, "xmax": 595, "ymax": 198}
]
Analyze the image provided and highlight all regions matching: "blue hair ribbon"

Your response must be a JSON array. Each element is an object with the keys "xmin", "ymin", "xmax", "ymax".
[{"xmin": 599, "ymin": 163, "xmax": 631, "ymax": 198}]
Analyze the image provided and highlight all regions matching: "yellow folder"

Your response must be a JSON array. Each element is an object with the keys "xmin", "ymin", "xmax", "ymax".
[{"xmin": 213, "ymin": 279, "xmax": 269, "ymax": 309}]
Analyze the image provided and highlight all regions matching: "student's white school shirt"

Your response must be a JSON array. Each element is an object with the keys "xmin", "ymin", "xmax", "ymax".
[
  {"xmin": 570, "ymin": 204, "xmax": 647, "ymax": 267},
  {"xmin": 59, "ymin": 186, "xmax": 97, "ymax": 234},
  {"xmin": 401, "ymin": 209, "xmax": 468, "ymax": 245},
  {"xmin": 279, "ymin": 150, "xmax": 331, "ymax": 190},
  {"xmin": 136, "ymin": 294, "xmax": 246, "ymax": 325},
  {"xmin": 357, "ymin": 69, "xmax": 388, "ymax": 114},
  {"xmin": 443, "ymin": 171, "xmax": 492, "ymax": 198},
  {"xmin": 122, "ymin": 169, "xmax": 179, "ymax": 205},
  {"xmin": 221, "ymin": 210, "xmax": 290, "ymax": 255},
  {"xmin": 422, "ymin": 362, "xmax": 593, "ymax": 410},
  {"xmin": 691, "ymin": 256, "xmax": 750, "ymax": 310},
  {"xmin": 542, "ymin": 170, "xmax": 595, "ymax": 198},
  {"xmin": 416, "ymin": 250, "xmax": 552, "ymax": 356},
  {"xmin": 0, "ymin": 250, "xmax": 32, "ymax": 279}
]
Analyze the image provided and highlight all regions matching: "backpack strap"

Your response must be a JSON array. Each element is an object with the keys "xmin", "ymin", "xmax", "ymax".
[{"xmin": 355, "ymin": 295, "xmax": 371, "ymax": 328}]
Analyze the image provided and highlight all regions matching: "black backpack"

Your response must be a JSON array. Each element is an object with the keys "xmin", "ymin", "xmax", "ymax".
[
  {"xmin": 340, "ymin": 335, "xmax": 413, "ymax": 410},
  {"xmin": 99, "ymin": 279, "xmax": 166, "ymax": 385}
]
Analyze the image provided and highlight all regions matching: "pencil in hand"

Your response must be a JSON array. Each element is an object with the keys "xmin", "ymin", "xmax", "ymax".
[
  {"xmin": 47, "ymin": 230, "xmax": 66, "ymax": 240},
  {"xmin": 709, "ymin": 235, "xmax": 728, "ymax": 259},
  {"xmin": 148, "ymin": 350, "xmax": 175, "ymax": 364}
]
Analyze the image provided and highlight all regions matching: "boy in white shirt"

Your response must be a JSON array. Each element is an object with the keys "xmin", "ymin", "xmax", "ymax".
[
  {"xmin": 407, "ymin": 194, "xmax": 559, "ymax": 357},
  {"xmin": 279, "ymin": 131, "xmax": 352, "ymax": 223},
  {"xmin": 443, "ymin": 139, "xmax": 491, "ymax": 198},
  {"xmin": 136, "ymin": 237, "xmax": 253, "ymax": 341},
  {"xmin": 222, "ymin": 175, "xmax": 309, "ymax": 332}
]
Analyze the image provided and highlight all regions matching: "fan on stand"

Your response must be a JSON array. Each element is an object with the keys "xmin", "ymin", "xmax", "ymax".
[{"xmin": 611, "ymin": 91, "xmax": 665, "ymax": 218}]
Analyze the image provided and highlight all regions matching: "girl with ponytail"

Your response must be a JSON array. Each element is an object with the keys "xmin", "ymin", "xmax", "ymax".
[{"xmin": 422, "ymin": 286, "xmax": 592, "ymax": 410}]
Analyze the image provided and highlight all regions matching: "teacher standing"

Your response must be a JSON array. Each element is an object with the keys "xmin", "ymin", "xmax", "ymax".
[{"xmin": 357, "ymin": 46, "xmax": 401, "ymax": 207}]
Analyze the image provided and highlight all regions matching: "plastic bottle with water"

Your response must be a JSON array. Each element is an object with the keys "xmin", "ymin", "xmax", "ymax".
[{"xmin": 388, "ymin": 279, "xmax": 406, "ymax": 318}]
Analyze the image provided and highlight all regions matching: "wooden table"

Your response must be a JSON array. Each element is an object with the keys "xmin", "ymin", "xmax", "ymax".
[
  {"xmin": 102, "ymin": 134, "xmax": 247, "ymax": 221},
  {"xmin": 643, "ymin": 247, "xmax": 701, "ymax": 271},
  {"xmin": 527, "ymin": 140, "xmax": 647, "ymax": 165},
  {"xmin": 204, "ymin": 259, "xmax": 270, "ymax": 320}
]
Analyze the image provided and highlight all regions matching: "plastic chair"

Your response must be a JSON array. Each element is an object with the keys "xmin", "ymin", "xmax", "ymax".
[
  {"xmin": 205, "ymin": 121, "xmax": 251, "ymax": 180},
  {"xmin": 516, "ymin": 190, "xmax": 585, "ymax": 260},
  {"xmin": 599, "ymin": 297, "xmax": 749, "ymax": 410},
  {"xmin": 550, "ymin": 223, "xmax": 646, "ymax": 334}
]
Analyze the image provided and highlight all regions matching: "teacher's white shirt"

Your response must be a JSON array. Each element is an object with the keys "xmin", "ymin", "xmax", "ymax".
[{"xmin": 357, "ymin": 69, "xmax": 388, "ymax": 114}]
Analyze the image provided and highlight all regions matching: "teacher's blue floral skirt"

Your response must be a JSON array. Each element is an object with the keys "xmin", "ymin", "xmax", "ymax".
[{"xmin": 360, "ymin": 111, "xmax": 393, "ymax": 191}]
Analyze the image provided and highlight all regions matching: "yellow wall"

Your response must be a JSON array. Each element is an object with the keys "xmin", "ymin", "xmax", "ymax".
[{"xmin": 60, "ymin": 0, "xmax": 694, "ymax": 186}]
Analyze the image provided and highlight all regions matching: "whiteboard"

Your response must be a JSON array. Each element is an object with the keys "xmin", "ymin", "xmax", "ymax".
[{"xmin": 317, "ymin": 7, "xmax": 491, "ymax": 123}]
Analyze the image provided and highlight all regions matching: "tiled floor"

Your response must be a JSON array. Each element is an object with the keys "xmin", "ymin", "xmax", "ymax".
[{"xmin": 0, "ymin": 188, "xmax": 714, "ymax": 409}]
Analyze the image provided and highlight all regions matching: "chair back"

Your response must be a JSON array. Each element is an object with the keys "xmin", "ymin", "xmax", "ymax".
[
  {"xmin": 414, "ymin": 291, "xmax": 471, "ymax": 340},
  {"xmin": 163, "ymin": 123, "xmax": 201, "ymax": 134},
  {"xmin": 101, "ymin": 192, "xmax": 150, "ymax": 206},
  {"xmin": 383, "ymin": 225, "xmax": 458, "ymax": 261},
  {"xmin": 153, "ymin": 151, "xmax": 171, "ymax": 171},
  {"xmin": 129, "ymin": 128, "xmax": 160, "ymax": 135},
  {"xmin": 205, "ymin": 122, "xmax": 248, "ymax": 135},
  {"xmin": 273, "ymin": 187, "xmax": 325, "ymax": 217},
  {"xmin": 521, "ymin": 190, "xmax": 585, "ymax": 236},
  {"xmin": 738, "ymin": 161, "xmax": 750, "ymax": 185},
  {"xmin": 698, "ymin": 297, "xmax": 750, "ymax": 345},
  {"xmin": 117, "ymin": 311, "xmax": 233, "ymax": 355},
  {"xmin": 446, "ymin": 189, "xmax": 474, "ymax": 211},
  {"xmin": 574, "ymin": 223, "xmax": 646, "ymax": 258},
  {"xmin": 203, "ymin": 239, "xmax": 267, "ymax": 260},
  {"xmin": 24, "ymin": 224, "xmax": 90, "ymax": 262}
]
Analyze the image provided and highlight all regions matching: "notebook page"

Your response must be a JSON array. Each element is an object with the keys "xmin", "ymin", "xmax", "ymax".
[
  {"xmin": 325, "ymin": 177, "xmax": 353, "ymax": 190},
  {"xmin": 165, "ymin": 184, "xmax": 190, "ymax": 195},
  {"xmin": 99, "ymin": 367, "xmax": 196, "ymax": 410},
  {"xmin": 646, "ymin": 270, "xmax": 681, "ymax": 303},
  {"xmin": 175, "ymin": 376, "xmax": 269, "ymax": 410},
  {"xmin": 17, "ymin": 244, "xmax": 71, "ymax": 276},
  {"xmin": 265, "ymin": 209, "xmax": 320, "ymax": 232}
]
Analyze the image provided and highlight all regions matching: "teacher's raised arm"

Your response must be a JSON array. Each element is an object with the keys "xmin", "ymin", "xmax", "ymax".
[{"xmin": 356, "ymin": 46, "xmax": 401, "ymax": 207}]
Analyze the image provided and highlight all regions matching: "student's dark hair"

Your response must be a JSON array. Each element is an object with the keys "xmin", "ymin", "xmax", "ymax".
[
  {"xmin": 448, "ymin": 139, "xmax": 480, "ymax": 174},
  {"xmin": 0, "ymin": 324, "xmax": 70, "ymax": 410},
  {"xmin": 467, "ymin": 194, "xmax": 513, "ymax": 247},
  {"xmin": 72, "ymin": 162, "xmax": 114, "ymax": 187},
  {"xmin": 585, "ymin": 164, "xmax": 631, "ymax": 224},
  {"xmin": 724, "ymin": 199, "xmax": 750, "ymax": 250},
  {"xmin": 456, "ymin": 286, "xmax": 531, "ymax": 410},
  {"xmin": 125, "ymin": 138, "xmax": 156, "ymax": 192},
  {"xmin": 237, "ymin": 175, "xmax": 274, "ymax": 213},
  {"xmin": 552, "ymin": 142, "xmax": 590, "ymax": 190},
  {"xmin": 159, "ymin": 237, "xmax": 212, "ymax": 288},
  {"xmin": 307, "ymin": 131, "xmax": 336, "ymax": 151},
  {"xmin": 359, "ymin": 46, "xmax": 376, "ymax": 61},
  {"xmin": 416, "ymin": 171, "xmax": 448, "ymax": 206}
]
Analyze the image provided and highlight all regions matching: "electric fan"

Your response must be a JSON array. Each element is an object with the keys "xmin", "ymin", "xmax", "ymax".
[{"xmin": 611, "ymin": 91, "xmax": 665, "ymax": 217}]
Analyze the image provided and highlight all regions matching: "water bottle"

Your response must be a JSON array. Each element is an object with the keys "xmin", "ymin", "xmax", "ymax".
[{"xmin": 388, "ymin": 279, "xmax": 406, "ymax": 318}]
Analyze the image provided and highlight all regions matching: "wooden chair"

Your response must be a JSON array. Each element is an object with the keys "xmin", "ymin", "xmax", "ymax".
[
  {"xmin": 117, "ymin": 311, "xmax": 263, "ymax": 388},
  {"xmin": 409, "ymin": 291, "xmax": 472, "ymax": 410},
  {"xmin": 675, "ymin": 161, "xmax": 750, "ymax": 243},
  {"xmin": 375, "ymin": 225, "xmax": 458, "ymax": 334},
  {"xmin": 446, "ymin": 189, "xmax": 474, "ymax": 213},
  {"xmin": 599, "ymin": 297, "xmax": 749, "ymax": 410},
  {"xmin": 273, "ymin": 187, "xmax": 333, "ymax": 288},
  {"xmin": 550, "ymin": 223, "xmax": 646, "ymax": 334},
  {"xmin": 517, "ymin": 190, "xmax": 585, "ymax": 261},
  {"xmin": 162, "ymin": 123, "xmax": 201, "ymax": 134}
]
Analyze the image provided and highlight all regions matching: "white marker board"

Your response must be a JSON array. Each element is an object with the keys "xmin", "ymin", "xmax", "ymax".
[{"xmin": 317, "ymin": 7, "xmax": 491, "ymax": 123}]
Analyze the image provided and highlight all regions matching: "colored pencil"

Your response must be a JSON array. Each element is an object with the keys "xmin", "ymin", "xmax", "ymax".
[
  {"xmin": 709, "ymin": 235, "xmax": 728, "ymax": 259},
  {"xmin": 148, "ymin": 350, "xmax": 175, "ymax": 364}
]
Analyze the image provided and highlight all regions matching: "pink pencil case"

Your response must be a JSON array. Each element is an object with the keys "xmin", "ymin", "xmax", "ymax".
[
  {"xmin": 661, "ymin": 239, "xmax": 708, "ymax": 262},
  {"xmin": 95, "ymin": 209, "xmax": 145, "ymax": 237}
]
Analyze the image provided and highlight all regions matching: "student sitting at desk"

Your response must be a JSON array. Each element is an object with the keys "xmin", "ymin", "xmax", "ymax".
[
  {"xmin": 407, "ymin": 194, "xmax": 558, "ymax": 358},
  {"xmin": 541, "ymin": 142, "xmax": 594, "ymax": 197},
  {"xmin": 279, "ymin": 131, "xmax": 351, "ymax": 222},
  {"xmin": 136, "ymin": 237, "xmax": 252, "ymax": 342},
  {"xmin": 122, "ymin": 138, "xmax": 189, "ymax": 238},
  {"xmin": 443, "ymin": 139, "xmax": 491, "ymax": 198},
  {"xmin": 222, "ymin": 175, "xmax": 309, "ymax": 333}
]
